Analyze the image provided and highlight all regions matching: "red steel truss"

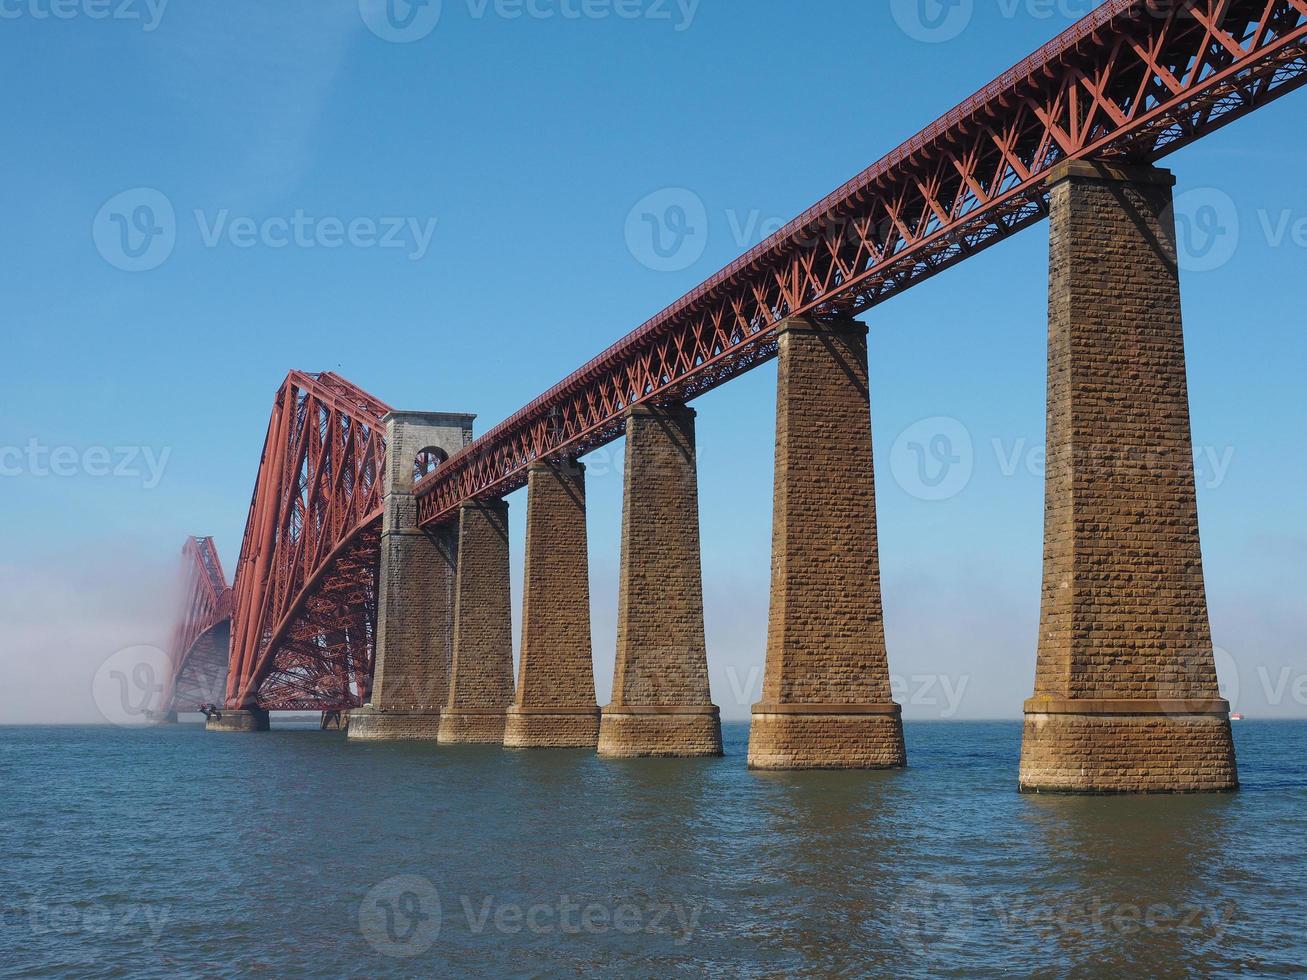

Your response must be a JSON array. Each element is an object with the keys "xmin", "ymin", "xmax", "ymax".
[
  {"xmin": 415, "ymin": 0, "xmax": 1307, "ymax": 526},
  {"xmin": 164, "ymin": 536, "xmax": 232, "ymax": 715},
  {"xmin": 225, "ymin": 372, "xmax": 391, "ymax": 711}
]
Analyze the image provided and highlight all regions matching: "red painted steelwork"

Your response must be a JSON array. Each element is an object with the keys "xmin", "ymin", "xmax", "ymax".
[
  {"xmin": 414, "ymin": 0, "xmax": 1307, "ymax": 526},
  {"xmin": 164, "ymin": 536, "xmax": 232, "ymax": 715},
  {"xmin": 225, "ymin": 372, "xmax": 391, "ymax": 711}
]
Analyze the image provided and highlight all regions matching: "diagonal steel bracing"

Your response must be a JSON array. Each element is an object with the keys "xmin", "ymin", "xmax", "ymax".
[{"xmin": 413, "ymin": 0, "xmax": 1307, "ymax": 527}]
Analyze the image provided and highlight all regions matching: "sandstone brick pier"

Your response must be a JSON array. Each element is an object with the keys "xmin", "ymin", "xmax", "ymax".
[
  {"xmin": 748, "ymin": 318, "xmax": 905, "ymax": 770},
  {"xmin": 439, "ymin": 499, "xmax": 517, "ymax": 744},
  {"xmin": 504, "ymin": 460, "xmax": 602, "ymax": 748},
  {"xmin": 598, "ymin": 404, "xmax": 723, "ymax": 758},
  {"xmin": 1018, "ymin": 162, "xmax": 1238, "ymax": 794}
]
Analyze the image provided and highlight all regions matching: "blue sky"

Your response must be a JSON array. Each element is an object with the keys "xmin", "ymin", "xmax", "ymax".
[{"xmin": 1, "ymin": 0, "xmax": 1304, "ymax": 722}]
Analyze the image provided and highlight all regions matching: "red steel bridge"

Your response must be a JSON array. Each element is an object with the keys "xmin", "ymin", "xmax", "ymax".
[
  {"xmin": 171, "ymin": 0, "xmax": 1307, "ymax": 714},
  {"xmin": 163, "ymin": 536, "xmax": 232, "ymax": 716}
]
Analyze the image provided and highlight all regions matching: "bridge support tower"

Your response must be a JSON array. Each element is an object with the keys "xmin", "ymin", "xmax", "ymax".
[
  {"xmin": 206, "ymin": 707, "xmax": 269, "ymax": 732},
  {"xmin": 598, "ymin": 404, "xmax": 722, "ymax": 758},
  {"xmin": 1019, "ymin": 161, "xmax": 1238, "ymax": 793},
  {"xmin": 749, "ymin": 317, "xmax": 905, "ymax": 769},
  {"xmin": 349, "ymin": 411, "xmax": 475, "ymax": 741},
  {"xmin": 439, "ymin": 499, "xmax": 517, "ymax": 744},
  {"xmin": 505, "ymin": 460, "xmax": 602, "ymax": 748}
]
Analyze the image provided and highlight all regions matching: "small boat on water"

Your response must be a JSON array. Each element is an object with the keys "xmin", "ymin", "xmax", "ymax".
[{"xmin": 1231, "ymin": 713, "xmax": 1245, "ymax": 721}]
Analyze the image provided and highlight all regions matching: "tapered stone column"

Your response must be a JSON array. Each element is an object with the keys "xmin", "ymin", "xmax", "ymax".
[
  {"xmin": 504, "ymin": 460, "xmax": 601, "ymax": 748},
  {"xmin": 598, "ymin": 404, "xmax": 722, "ymax": 758},
  {"xmin": 1019, "ymin": 161, "xmax": 1238, "ymax": 794},
  {"xmin": 349, "ymin": 412, "xmax": 474, "ymax": 741},
  {"xmin": 748, "ymin": 317, "xmax": 905, "ymax": 770},
  {"xmin": 439, "ymin": 499, "xmax": 516, "ymax": 744}
]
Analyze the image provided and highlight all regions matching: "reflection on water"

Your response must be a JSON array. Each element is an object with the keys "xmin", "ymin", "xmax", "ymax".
[{"xmin": 1, "ymin": 721, "xmax": 1303, "ymax": 977}]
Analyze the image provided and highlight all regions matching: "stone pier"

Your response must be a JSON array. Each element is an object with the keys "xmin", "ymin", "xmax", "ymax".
[
  {"xmin": 348, "ymin": 411, "xmax": 475, "ymax": 741},
  {"xmin": 439, "ymin": 499, "xmax": 516, "ymax": 744},
  {"xmin": 748, "ymin": 318, "xmax": 905, "ymax": 770},
  {"xmin": 504, "ymin": 460, "xmax": 601, "ymax": 748},
  {"xmin": 1018, "ymin": 161, "xmax": 1238, "ymax": 793},
  {"xmin": 598, "ymin": 404, "xmax": 722, "ymax": 758},
  {"xmin": 205, "ymin": 707, "xmax": 269, "ymax": 733}
]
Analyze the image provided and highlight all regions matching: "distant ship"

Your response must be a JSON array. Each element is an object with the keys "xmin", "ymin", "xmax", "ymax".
[{"xmin": 1231, "ymin": 713, "xmax": 1245, "ymax": 721}]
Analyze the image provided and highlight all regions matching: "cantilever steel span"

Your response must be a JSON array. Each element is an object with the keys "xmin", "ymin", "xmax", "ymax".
[
  {"xmin": 224, "ymin": 372, "xmax": 391, "ymax": 712},
  {"xmin": 164, "ymin": 536, "xmax": 232, "ymax": 715},
  {"xmin": 412, "ymin": 0, "xmax": 1307, "ymax": 527}
]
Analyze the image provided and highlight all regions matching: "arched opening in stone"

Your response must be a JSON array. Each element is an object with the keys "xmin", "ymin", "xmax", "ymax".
[{"xmin": 413, "ymin": 446, "xmax": 449, "ymax": 484}]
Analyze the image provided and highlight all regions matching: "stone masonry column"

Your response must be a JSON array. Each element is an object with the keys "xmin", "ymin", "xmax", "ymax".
[
  {"xmin": 748, "ymin": 317, "xmax": 906, "ymax": 770},
  {"xmin": 205, "ymin": 708, "xmax": 269, "ymax": 733},
  {"xmin": 1019, "ymin": 161, "xmax": 1238, "ymax": 793},
  {"xmin": 504, "ymin": 460, "xmax": 602, "ymax": 748},
  {"xmin": 598, "ymin": 404, "xmax": 723, "ymax": 758},
  {"xmin": 439, "ymin": 499, "xmax": 516, "ymax": 744},
  {"xmin": 349, "ymin": 411, "xmax": 475, "ymax": 741}
]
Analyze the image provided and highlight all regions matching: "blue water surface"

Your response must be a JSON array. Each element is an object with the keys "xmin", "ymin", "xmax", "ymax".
[{"xmin": 1, "ymin": 721, "xmax": 1304, "ymax": 977}]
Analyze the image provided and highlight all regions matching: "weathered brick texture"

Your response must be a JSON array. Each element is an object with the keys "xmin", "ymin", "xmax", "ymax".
[
  {"xmin": 504, "ymin": 460, "xmax": 601, "ymax": 749},
  {"xmin": 349, "ymin": 412, "xmax": 472, "ymax": 742},
  {"xmin": 1019, "ymin": 161, "xmax": 1237, "ymax": 793},
  {"xmin": 205, "ymin": 708, "xmax": 269, "ymax": 733},
  {"xmin": 598, "ymin": 404, "xmax": 722, "ymax": 758},
  {"xmin": 440, "ymin": 499, "xmax": 516, "ymax": 744},
  {"xmin": 748, "ymin": 318, "xmax": 905, "ymax": 770}
]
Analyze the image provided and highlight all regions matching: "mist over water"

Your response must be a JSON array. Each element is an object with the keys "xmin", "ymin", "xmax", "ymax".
[
  {"xmin": 2, "ymin": 721, "xmax": 1304, "ymax": 977},
  {"xmin": 0, "ymin": 546, "xmax": 179, "ymax": 725}
]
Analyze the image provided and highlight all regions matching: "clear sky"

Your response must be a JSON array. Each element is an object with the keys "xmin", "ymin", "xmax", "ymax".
[{"xmin": 1, "ymin": 0, "xmax": 1304, "ymax": 723}]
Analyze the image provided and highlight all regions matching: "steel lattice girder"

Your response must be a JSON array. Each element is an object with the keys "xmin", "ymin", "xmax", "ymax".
[
  {"xmin": 225, "ymin": 372, "xmax": 391, "ymax": 711},
  {"xmin": 413, "ymin": 0, "xmax": 1307, "ymax": 527},
  {"xmin": 164, "ymin": 536, "xmax": 232, "ymax": 714}
]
